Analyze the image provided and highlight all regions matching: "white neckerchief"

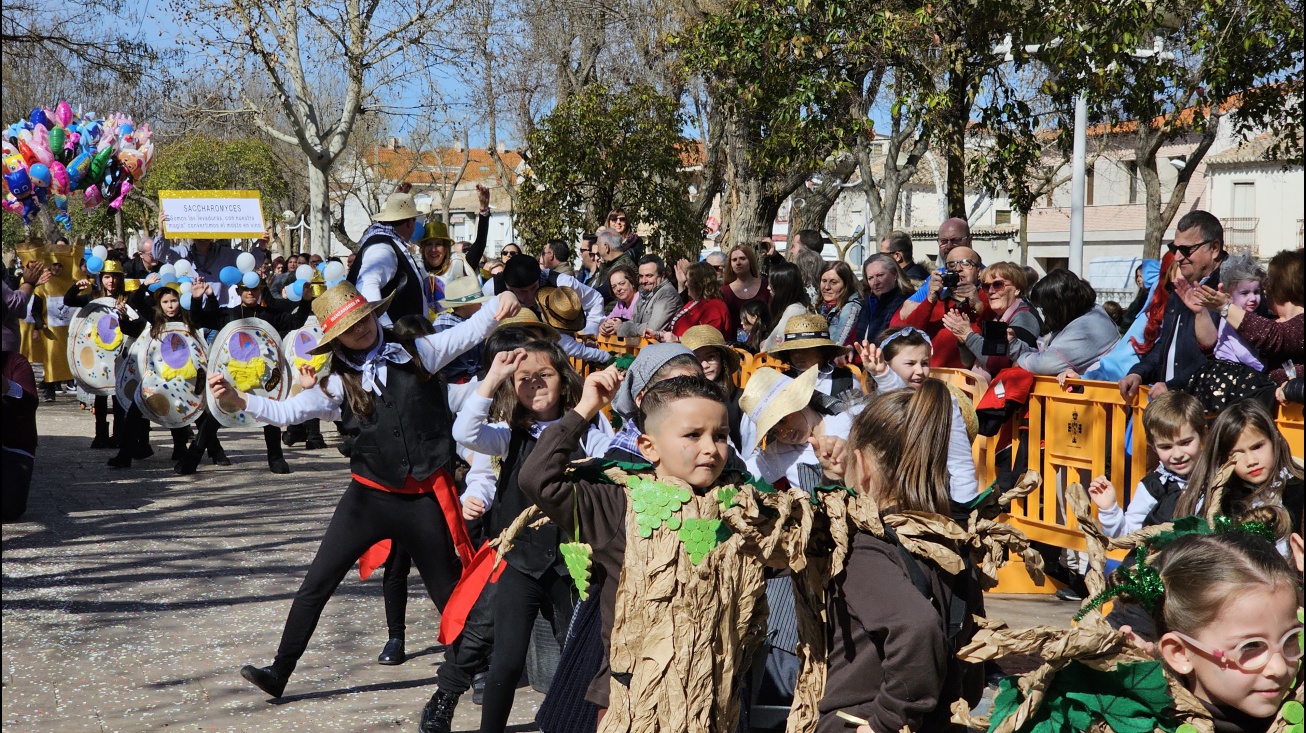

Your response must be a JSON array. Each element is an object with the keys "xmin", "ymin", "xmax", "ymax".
[{"xmin": 339, "ymin": 336, "xmax": 412, "ymax": 396}]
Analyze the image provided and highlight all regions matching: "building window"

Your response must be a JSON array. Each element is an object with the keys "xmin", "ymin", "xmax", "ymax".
[
  {"xmin": 1085, "ymin": 166, "xmax": 1095, "ymax": 206},
  {"xmin": 995, "ymin": 209, "xmax": 1012, "ymax": 225}
]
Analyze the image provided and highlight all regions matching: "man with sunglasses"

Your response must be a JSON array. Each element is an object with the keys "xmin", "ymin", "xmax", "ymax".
[{"xmin": 1120, "ymin": 210, "xmax": 1227, "ymax": 400}]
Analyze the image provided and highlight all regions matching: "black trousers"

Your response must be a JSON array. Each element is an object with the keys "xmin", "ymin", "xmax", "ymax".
[
  {"xmin": 270, "ymin": 481, "xmax": 465, "ymax": 678},
  {"xmin": 383, "ymin": 546, "xmax": 413, "ymax": 639},
  {"xmin": 93, "ymin": 395, "xmax": 124, "ymax": 440},
  {"xmin": 188, "ymin": 413, "xmax": 283, "ymax": 463},
  {"xmin": 480, "ymin": 564, "xmax": 573, "ymax": 733}
]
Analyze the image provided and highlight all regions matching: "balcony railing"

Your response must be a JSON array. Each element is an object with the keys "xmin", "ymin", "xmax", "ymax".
[{"xmin": 1224, "ymin": 217, "xmax": 1259, "ymax": 256}]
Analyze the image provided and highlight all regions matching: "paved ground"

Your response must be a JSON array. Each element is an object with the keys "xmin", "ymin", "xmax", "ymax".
[{"xmin": 3, "ymin": 394, "xmax": 1078, "ymax": 732}]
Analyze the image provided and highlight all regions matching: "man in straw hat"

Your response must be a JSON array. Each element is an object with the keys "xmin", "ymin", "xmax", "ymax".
[
  {"xmin": 208, "ymin": 279, "xmax": 519, "ymax": 702},
  {"xmin": 481, "ymin": 252, "xmax": 605, "ymax": 335},
  {"xmin": 347, "ymin": 190, "xmax": 427, "ymax": 326}
]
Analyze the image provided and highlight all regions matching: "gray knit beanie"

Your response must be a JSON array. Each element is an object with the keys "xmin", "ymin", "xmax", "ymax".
[{"xmin": 612, "ymin": 342, "xmax": 696, "ymax": 417}]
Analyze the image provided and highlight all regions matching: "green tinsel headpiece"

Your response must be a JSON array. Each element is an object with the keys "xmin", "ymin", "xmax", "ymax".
[{"xmin": 1074, "ymin": 515, "xmax": 1276, "ymax": 621}]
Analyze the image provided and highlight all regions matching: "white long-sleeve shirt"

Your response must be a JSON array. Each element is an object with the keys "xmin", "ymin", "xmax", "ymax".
[
  {"xmin": 1096, "ymin": 482, "xmax": 1159, "ymax": 539},
  {"xmin": 870, "ymin": 369, "xmax": 981, "ymax": 505},
  {"xmin": 355, "ymin": 234, "xmax": 428, "ymax": 327},
  {"xmin": 560, "ymin": 334, "xmax": 612, "ymax": 364},
  {"xmin": 481, "ymin": 273, "xmax": 605, "ymax": 335},
  {"xmin": 461, "ymin": 450, "xmax": 498, "ymax": 510},
  {"xmin": 451, "ymin": 392, "xmax": 613, "ymax": 458},
  {"xmin": 243, "ymin": 296, "xmax": 504, "ymax": 425},
  {"xmin": 745, "ymin": 411, "xmax": 854, "ymax": 489}
]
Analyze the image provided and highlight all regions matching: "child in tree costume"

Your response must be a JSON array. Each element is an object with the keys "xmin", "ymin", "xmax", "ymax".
[{"xmin": 519, "ymin": 370, "xmax": 820, "ymax": 732}]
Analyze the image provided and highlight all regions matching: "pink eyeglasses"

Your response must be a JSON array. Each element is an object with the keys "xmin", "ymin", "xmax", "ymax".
[{"xmin": 1171, "ymin": 626, "xmax": 1303, "ymax": 672}]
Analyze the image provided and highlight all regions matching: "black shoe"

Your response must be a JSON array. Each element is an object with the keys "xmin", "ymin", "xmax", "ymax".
[
  {"xmin": 174, "ymin": 457, "xmax": 199, "ymax": 475},
  {"xmin": 377, "ymin": 638, "xmax": 405, "ymax": 665},
  {"xmin": 1055, "ymin": 587, "xmax": 1083, "ymax": 602},
  {"xmin": 107, "ymin": 454, "xmax": 132, "ymax": 469},
  {"xmin": 43, "ymin": 393, "xmax": 56, "ymax": 403},
  {"xmin": 418, "ymin": 690, "xmax": 460, "ymax": 733},
  {"xmin": 90, "ymin": 436, "xmax": 117, "ymax": 450},
  {"xmin": 303, "ymin": 437, "xmax": 327, "ymax": 451},
  {"xmin": 282, "ymin": 433, "xmax": 303, "ymax": 447},
  {"xmin": 132, "ymin": 445, "xmax": 154, "ymax": 460},
  {"xmin": 240, "ymin": 665, "xmax": 288, "ymax": 699},
  {"xmin": 472, "ymin": 671, "xmax": 487, "ymax": 705},
  {"xmin": 268, "ymin": 458, "xmax": 291, "ymax": 475},
  {"xmin": 210, "ymin": 450, "xmax": 232, "ymax": 466}
]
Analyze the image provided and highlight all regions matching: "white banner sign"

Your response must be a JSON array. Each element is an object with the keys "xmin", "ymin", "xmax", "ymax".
[{"xmin": 159, "ymin": 190, "xmax": 265, "ymax": 238}]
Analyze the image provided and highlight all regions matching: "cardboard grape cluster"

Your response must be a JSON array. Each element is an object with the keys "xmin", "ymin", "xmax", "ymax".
[{"xmin": 2, "ymin": 101, "xmax": 154, "ymax": 230}]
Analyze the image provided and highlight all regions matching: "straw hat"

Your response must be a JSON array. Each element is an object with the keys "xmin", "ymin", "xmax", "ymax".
[
  {"xmin": 945, "ymin": 382, "xmax": 980, "ymax": 442},
  {"xmin": 536, "ymin": 286, "xmax": 586, "ymax": 332},
  {"xmin": 678, "ymin": 324, "xmax": 739, "ymax": 374},
  {"xmin": 769, "ymin": 313, "xmax": 846, "ymax": 360},
  {"xmin": 373, "ymin": 192, "xmax": 418, "ymax": 223},
  {"xmin": 493, "ymin": 309, "xmax": 560, "ymax": 342},
  {"xmin": 308, "ymin": 281, "xmax": 395, "ymax": 354},
  {"xmin": 438, "ymin": 276, "xmax": 490, "ymax": 310},
  {"xmin": 738, "ymin": 365, "xmax": 820, "ymax": 454},
  {"xmin": 418, "ymin": 219, "xmax": 454, "ymax": 247}
]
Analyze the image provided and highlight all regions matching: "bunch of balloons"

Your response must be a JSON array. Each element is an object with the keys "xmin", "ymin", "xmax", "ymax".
[{"xmin": 2, "ymin": 101, "xmax": 155, "ymax": 230}]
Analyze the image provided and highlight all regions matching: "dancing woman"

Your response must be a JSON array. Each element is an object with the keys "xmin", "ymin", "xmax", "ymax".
[{"xmin": 208, "ymin": 281, "xmax": 519, "ymax": 699}]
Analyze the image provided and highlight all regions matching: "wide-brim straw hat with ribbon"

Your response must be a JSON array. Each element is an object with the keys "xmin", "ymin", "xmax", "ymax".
[
  {"xmin": 439, "ymin": 275, "xmax": 490, "ymax": 310},
  {"xmin": 418, "ymin": 219, "xmax": 455, "ymax": 248},
  {"xmin": 944, "ymin": 382, "xmax": 980, "ymax": 442},
  {"xmin": 373, "ymin": 192, "xmax": 418, "ymax": 223},
  {"xmin": 308, "ymin": 281, "xmax": 394, "ymax": 354},
  {"xmin": 493, "ymin": 309, "xmax": 560, "ymax": 342},
  {"xmin": 769, "ymin": 313, "xmax": 847, "ymax": 361},
  {"xmin": 536, "ymin": 286, "xmax": 586, "ymax": 333},
  {"xmin": 739, "ymin": 365, "xmax": 820, "ymax": 454},
  {"xmin": 678, "ymin": 324, "xmax": 740, "ymax": 374}
]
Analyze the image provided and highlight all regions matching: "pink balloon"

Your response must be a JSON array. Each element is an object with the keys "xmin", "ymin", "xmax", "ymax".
[
  {"xmin": 108, "ymin": 180, "xmax": 132, "ymax": 211},
  {"xmin": 49, "ymin": 161, "xmax": 69, "ymax": 194},
  {"xmin": 83, "ymin": 187, "xmax": 103, "ymax": 209},
  {"xmin": 55, "ymin": 101, "xmax": 73, "ymax": 128}
]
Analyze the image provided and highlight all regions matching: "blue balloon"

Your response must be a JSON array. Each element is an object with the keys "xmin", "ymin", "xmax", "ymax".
[
  {"xmin": 84, "ymin": 255, "xmax": 104, "ymax": 275},
  {"xmin": 291, "ymin": 280, "xmax": 306, "ymax": 298},
  {"xmin": 241, "ymin": 271, "xmax": 261, "ymax": 289},
  {"xmin": 160, "ymin": 272, "xmax": 178, "ymax": 285},
  {"xmin": 219, "ymin": 266, "xmax": 242, "ymax": 286},
  {"xmin": 326, "ymin": 277, "xmax": 344, "ymax": 289},
  {"xmin": 316, "ymin": 261, "xmax": 327, "ymax": 272},
  {"xmin": 147, "ymin": 282, "xmax": 163, "ymax": 292},
  {"xmin": 180, "ymin": 292, "xmax": 193, "ymax": 310},
  {"xmin": 177, "ymin": 276, "xmax": 192, "ymax": 286}
]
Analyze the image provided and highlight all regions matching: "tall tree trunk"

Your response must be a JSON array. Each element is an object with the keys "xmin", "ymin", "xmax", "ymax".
[
  {"xmin": 1138, "ymin": 114, "xmax": 1222, "ymax": 260},
  {"xmin": 1019, "ymin": 210, "xmax": 1030, "ymax": 266},
  {"xmin": 307, "ymin": 162, "xmax": 332, "ymax": 256},
  {"xmin": 789, "ymin": 155, "xmax": 858, "ymax": 237},
  {"xmin": 942, "ymin": 71, "xmax": 971, "ymax": 219}
]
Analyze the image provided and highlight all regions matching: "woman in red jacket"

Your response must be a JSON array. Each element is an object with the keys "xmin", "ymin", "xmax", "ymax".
[{"xmin": 647, "ymin": 261, "xmax": 730, "ymax": 340}]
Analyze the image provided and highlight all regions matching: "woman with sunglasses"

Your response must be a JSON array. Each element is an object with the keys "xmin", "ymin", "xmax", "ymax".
[
  {"xmin": 606, "ymin": 208, "xmax": 643, "ymax": 262},
  {"xmin": 942, "ymin": 261, "xmax": 1041, "ymax": 376}
]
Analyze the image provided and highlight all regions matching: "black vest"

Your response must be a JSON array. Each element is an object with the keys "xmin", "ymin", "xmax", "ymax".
[
  {"xmin": 488, "ymin": 428, "xmax": 576, "ymax": 578},
  {"xmin": 342, "ymin": 359, "xmax": 454, "ymax": 488},
  {"xmin": 346, "ymin": 233, "xmax": 425, "ymax": 321},
  {"xmin": 1139, "ymin": 471, "xmax": 1184, "ymax": 528}
]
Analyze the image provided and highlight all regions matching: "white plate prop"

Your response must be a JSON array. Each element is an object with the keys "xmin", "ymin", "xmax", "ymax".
[
  {"xmin": 205, "ymin": 317, "xmax": 289, "ymax": 428},
  {"xmin": 115, "ymin": 330, "xmax": 149, "ymax": 409},
  {"xmin": 137, "ymin": 323, "xmax": 209, "ymax": 428},
  {"xmin": 281, "ymin": 316, "xmax": 331, "ymax": 397},
  {"xmin": 68, "ymin": 298, "xmax": 139, "ymax": 395}
]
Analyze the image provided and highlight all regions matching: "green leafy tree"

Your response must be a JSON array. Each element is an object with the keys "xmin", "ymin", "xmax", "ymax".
[
  {"xmin": 515, "ymin": 84, "xmax": 699, "ymax": 257},
  {"xmin": 142, "ymin": 134, "xmax": 291, "ymax": 223}
]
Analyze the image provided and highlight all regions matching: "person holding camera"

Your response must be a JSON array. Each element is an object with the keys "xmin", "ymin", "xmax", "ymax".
[
  {"xmin": 891, "ymin": 246, "xmax": 994, "ymax": 368},
  {"xmin": 943, "ymin": 261, "xmax": 1041, "ymax": 377}
]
